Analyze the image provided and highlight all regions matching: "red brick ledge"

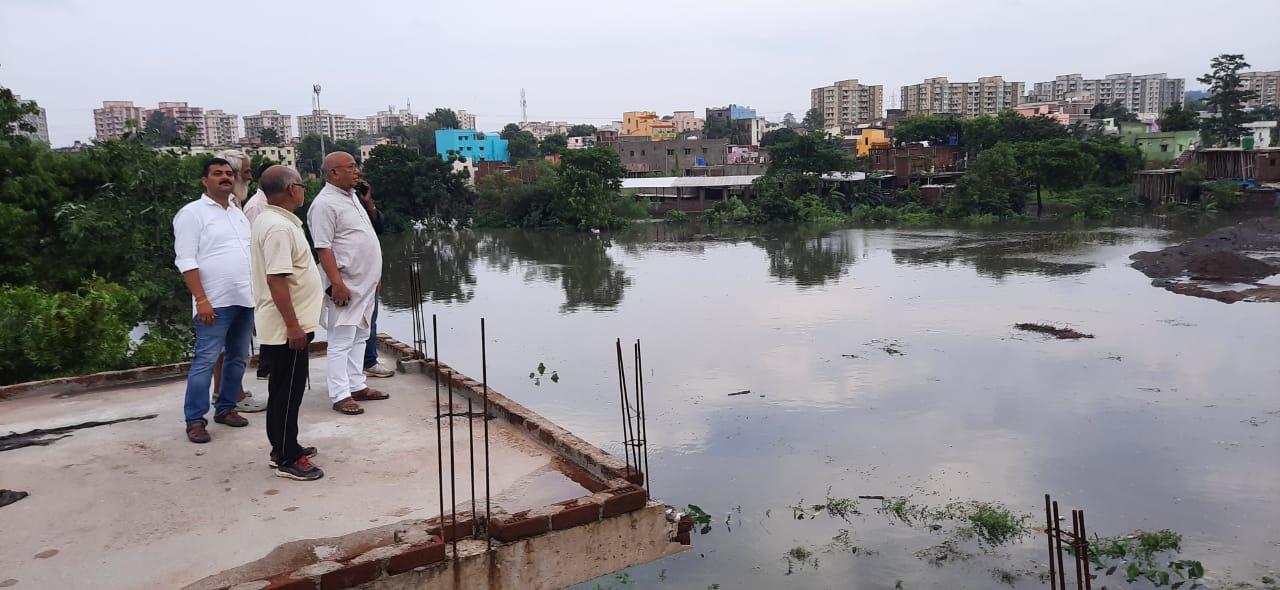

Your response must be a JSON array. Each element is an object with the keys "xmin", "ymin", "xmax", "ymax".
[{"xmin": 211, "ymin": 486, "xmax": 656, "ymax": 590}]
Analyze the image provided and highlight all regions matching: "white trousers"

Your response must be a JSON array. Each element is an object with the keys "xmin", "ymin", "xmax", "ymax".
[{"xmin": 325, "ymin": 323, "xmax": 370, "ymax": 403}]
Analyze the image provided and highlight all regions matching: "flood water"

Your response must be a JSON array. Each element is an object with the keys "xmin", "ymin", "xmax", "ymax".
[{"xmin": 374, "ymin": 217, "xmax": 1279, "ymax": 590}]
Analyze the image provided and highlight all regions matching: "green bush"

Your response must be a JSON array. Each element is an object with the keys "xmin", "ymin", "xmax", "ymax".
[
  {"xmin": 1049, "ymin": 185, "xmax": 1137, "ymax": 221},
  {"xmin": 0, "ymin": 278, "xmax": 146, "ymax": 384},
  {"xmin": 1204, "ymin": 180, "xmax": 1245, "ymax": 210},
  {"xmin": 709, "ymin": 196, "xmax": 752, "ymax": 224},
  {"xmin": 663, "ymin": 209, "xmax": 689, "ymax": 223}
]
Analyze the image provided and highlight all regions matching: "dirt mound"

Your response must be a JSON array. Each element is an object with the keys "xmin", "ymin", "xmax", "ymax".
[
  {"xmin": 1131, "ymin": 217, "xmax": 1280, "ymax": 280},
  {"xmin": 1186, "ymin": 251, "xmax": 1277, "ymax": 281}
]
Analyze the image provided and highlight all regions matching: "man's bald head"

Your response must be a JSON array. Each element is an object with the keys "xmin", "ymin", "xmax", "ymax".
[
  {"xmin": 322, "ymin": 151, "xmax": 360, "ymax": 190},
  {"xmin": 261, "ymin": 166, "xmax": 304, "ymax": 210}
]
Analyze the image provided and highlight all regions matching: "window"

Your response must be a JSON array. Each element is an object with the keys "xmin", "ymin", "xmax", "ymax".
[
  {"xmin": 667, "ymin": 149, "xmax": 674, "ymax": 156},
  {"xmin": 1160, "ymin": 144, "xmax": 1168, "ymax": 152},
  {"xmin": 641, "ymin": 150, "xmax": 645, "ymax": 156},
  {"xmin": 684, "ymin": 148, "xmax": 692, "ymax": 155},
  {"xmin": 701, "ymin": 148, "xmax": 708, "ymax": 154},
  {"xmin": 629, "ymin": 151, "xmax": 635, "ymax": 157}
]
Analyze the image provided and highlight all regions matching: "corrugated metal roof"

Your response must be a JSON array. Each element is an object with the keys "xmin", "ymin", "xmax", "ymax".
[{"xmin": 622, "ymin": 172, "xmax": 866, "ymax": 189}]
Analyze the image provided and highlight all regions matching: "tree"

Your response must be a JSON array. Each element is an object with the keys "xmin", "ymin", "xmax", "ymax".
[
  {"xmin": 426, "ymin": 108, "xmax": 460, "ymax": 130},
  {"xmin": 947, "ymin": 143, "xmax": 1028, "ymax": 217},
  {"xmin": 258, "ymin": 127, "xmax": 282, "ymax": 145},
  {"xmin": 782, "ymin": 112, "xmax": 799, "ymax": 128},
  {"xmin": 893, "ymin": 114, "xmax": 964, "ymax": 146},
  {"xmin": 142, "ymin": 111, "xmax": 182, "ymax": 147},
  {"xmin": 1247, "ymin": 104, "xmax": 1278, "ymax": 122},
  {"xmin": 767, "ymin": 132, "xmax": 854, "ymax": 175},
  {"xmin": 993, "ymin": 110, "xmax": 1070, "ymax": 143},
  {"xmin": 760, "ymin": 127, "xmax": 798, "ymax": 147},
  {"xmin": 501, "ymin": 123, "xmax": 540, "ymax": 161},
  {"xmin": 297, "ymin": 134, "xmax": 361, "ymax": 175},
  {"xmin": 567, "ymin": 124, "xmax": 597, "ymax": 138},
  {"xmin": 1014, "ymin": 140, "xmax": 1096, "ymax": 216},
  {"xmin": 801, "ymin": 108, "xmax": 824, "ymax": 131},
  {"xmin": 362, "ymin": 144, "xmax": 474, "ymax": 227},
  {"xmin": 539, "ymin": 133, "xmax": 568, "ymax": 155},
  {"xmin": 1157, "ymin": 103, "xmax": 1200, "ymax": 132},
  {"xmin": 1197, "ymin": 54, "xmax": 1259, "ymax": 146},
  {"xmin": 1090, "ymin": 100, "xmax": 1138, "ymax": 122},
  {"xmin": 549, "ymin": 147, "xmax": 627, "ymax": 230}
]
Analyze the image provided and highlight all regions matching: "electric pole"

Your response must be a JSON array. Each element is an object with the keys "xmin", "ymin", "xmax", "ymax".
[{"xmin": 313, "ymin": 84, "xmax": 325, "ymax": 158}]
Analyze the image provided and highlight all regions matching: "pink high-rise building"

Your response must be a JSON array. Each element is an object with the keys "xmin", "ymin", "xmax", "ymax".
[{"xmin": 93, "ymin": 101, "xmax": 147, "ymax": 140}]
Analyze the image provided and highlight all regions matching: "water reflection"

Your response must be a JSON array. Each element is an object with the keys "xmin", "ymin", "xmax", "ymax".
[
  {"xmin": 755, "ymin": 230, "xmax": 860, "ymax": 287},
  {"xmin": 890, "ymin": 230, "xmax": 1143, "ymax": 279},
  {"xmin": 480, "ymin": 230, "xmax": 632, "ymax": 312},
  {"xmin": 380, "ymin": 231, "xmax": 479, "ymax": 309}
]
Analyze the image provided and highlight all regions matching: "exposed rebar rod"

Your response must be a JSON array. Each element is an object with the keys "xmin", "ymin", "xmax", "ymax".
[
  {"xmin": 1072, "ymin": 510, "xmax": 1084, "ymax": 590},
  {"xmin": 481, "ymin": 318, "xmax": 491, "ymax": 552},
  {"xmin": 1078, "ymin": 509, "xmax": 1092, "ymax": 590},
  {"xmin": 635, "ymin": 340, "xmax": 651, "ymax": 495},
  {"xmin": 447, "ymin": 371, "xmax": 457, "ymax": 561},
  {"xmin": 468, "ymin": 383, "xmax": 476, "ymax": 528},
  {"xmin": 1045, "ymin": 494, "xmax": 1058, "ymax": 590},
  {"xmin": 1053, "ymin": 500, "xmax": 1067, "ymax": 590},
  {"xmin": 432, "ymin": 315, "xmax": 444, "ymax": 536},
  {"xmin": 614, "ymin": 339, "xmax": 635, "ymax": 478}
]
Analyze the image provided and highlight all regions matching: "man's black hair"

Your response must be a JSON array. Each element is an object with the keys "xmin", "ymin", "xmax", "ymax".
[{"xmin": 202, "ymin": 157, "xmax": 233, "ymax": 177}]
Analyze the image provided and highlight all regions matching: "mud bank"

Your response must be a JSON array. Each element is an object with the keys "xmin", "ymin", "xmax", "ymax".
[{"xmin": 1130, "ymin": 217, "xmax": 1280, "ymax": 303}]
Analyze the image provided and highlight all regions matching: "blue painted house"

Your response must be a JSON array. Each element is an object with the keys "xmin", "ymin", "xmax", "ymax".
[{"xmin": 435, "ymin": 129, "xmax": 510, "ymax": 163}]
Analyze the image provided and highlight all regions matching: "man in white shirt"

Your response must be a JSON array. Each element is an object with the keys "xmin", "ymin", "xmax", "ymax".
[
  {"xmin": 173, "ymin": 158, "xmax": 256, "ymax": 443},
  {"xmin": 210, "ymin": 149, "xmax": 267, "ymax": 412},
  {"xmin": 251, "ymin": 166, "xmax": 325, "ymax": 481},
  {"xmin": 308, "ymin": 152, "xmax": 388, "ymax": 416}
]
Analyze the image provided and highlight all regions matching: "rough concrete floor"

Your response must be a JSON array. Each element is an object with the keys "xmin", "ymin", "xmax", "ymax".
[{"xmin": 0, "ymin": 358, "xmax": 588, "ymax": 590}]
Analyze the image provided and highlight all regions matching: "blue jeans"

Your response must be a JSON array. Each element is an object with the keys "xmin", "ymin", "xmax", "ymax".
[
  {"xmin": 363, "ymin": 298, "xmax": 380, "ymax": 370},
  {"xmin": 184, "ymin": 305, "xmax": 254, "ymax": 425}
]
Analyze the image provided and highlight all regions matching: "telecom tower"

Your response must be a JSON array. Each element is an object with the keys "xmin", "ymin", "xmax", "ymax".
[
  {"xmin": 520, "ymin": 88, "xmax": 527, "ymax": 126},
  {"xmin": 312, "ymin": 84, "xmax": 324, "ymax": 155}
]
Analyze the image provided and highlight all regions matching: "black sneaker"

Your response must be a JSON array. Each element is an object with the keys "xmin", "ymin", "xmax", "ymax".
[
  {"xmin": 276, "ymin": 455, "xmax": 324, "ymax": 481},
  {"xmin": 269, "ymin": 446, "xmax": 318, "ymax": 468}
]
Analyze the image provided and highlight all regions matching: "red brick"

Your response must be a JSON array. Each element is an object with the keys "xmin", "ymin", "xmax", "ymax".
[
  {"xmin": 602, "ymin": 485, "xmax": 648, "ymax": 518},
  {"xmin": 430, "ymin": 516, "xmax": 475, "ymax": 542},
  {"xmin": 260, "ymin": 575, "xmax": 316, "ymax": 590},
  {"xmin": 506, "ymin": 413, "xmax": 525, "ymax": 427},
  {"xmin": 551, "ymin": 502, "xmax": 601, "ymax": 531},
  {"xmin": 489, "ymin": 512, "xmax": 549, "ymax": 542},
  {"xmin": 623, "ymin": 470, "xmax": 645, "ymax": 486},
  {"xmin": 677, "ymin": 514, "xmax": 693, "ymax": 533},
  {"xmin": 319, "ymin": 561, "xmax": 379, "ymax": 590},
  {"xmin": 675, "ymin": 530, "xmax": 692, "ymax": 545},
  {"xmin": 386, "ymin": 540, "xmax": 445, "ymax": 575}
]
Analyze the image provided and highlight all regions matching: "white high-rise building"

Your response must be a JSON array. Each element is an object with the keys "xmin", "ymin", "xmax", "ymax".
[
  {"xmin": 1032, "ymin": 73, "xmax": 1184, "ymax": 114},
  {"xmin": 456, "ymin": 110, "xmax": 476, "ymax": 130},
  {"xmin": 12, "ymin": 95, "xmax": 49, "ymax": 144},
  {"xmin": 203, "ymin": 109, "xmax": 239, "ymax": 146},
  {"xmin": 298, "ymin": 110, "xmax": 368, "ymax": 141},
  {"xmin": 1241, "ymin": 71, "xmax": 1280, "ymax": 109},
  {"xmin": 811, "ymin": 79, "xmax": 885, "ymax": 126},
  {"xmin": 901, "ymin": 76, "xmax": 1026, "ymax": 118},
  {"xmin": 243, "ymin": 110, "xmax": 293, "ymax": 142}
]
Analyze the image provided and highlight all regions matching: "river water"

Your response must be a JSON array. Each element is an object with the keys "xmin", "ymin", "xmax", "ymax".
[{"xmin": 373, "ymin": 217, "xmax": 1278, "ymax": 590}]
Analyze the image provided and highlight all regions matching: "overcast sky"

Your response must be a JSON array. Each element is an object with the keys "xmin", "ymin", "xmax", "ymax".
[{"xmin": 4, "ymin": 0, "xmax": 1278, "ymax": 146}]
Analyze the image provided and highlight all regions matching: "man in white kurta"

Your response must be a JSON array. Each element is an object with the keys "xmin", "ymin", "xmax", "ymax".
[{"xmin": 307, "ymin": 151, "xmax": 387, "ymax": 415}]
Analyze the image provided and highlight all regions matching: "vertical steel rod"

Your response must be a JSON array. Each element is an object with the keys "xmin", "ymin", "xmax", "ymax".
[
  {"xmin": 481, "ymin": 318, "xmax": 491, "ymax": 552},
  {"xmin": 432, "ymin": 315, "xmax": 444, "ymax": 534},
  {"xmin": 1053, "ymin": 501, "xmax": 1067, "ymax": 590},
  {"xmin": 1045, "ymin": 494, "xmax": 1058, "ymax": 590},
  {"xmin": 615, "ymin": 339, "xmax": 634, "ymax": 477},
  {"xmin": 1072, "ymin": 510, "xmax": 1084, "ymax": 590},
  {"xmin": 1079, "ymin": 509, "xmax": 1092, "ymax": 590},
  {"xmin": 468, "ymin": 387, "xmax": 476, "ymax": 524},
  {"xmin": 447, "ymin": 372, "xmax": 457, "ymax": 561},
  {"xmin": 635, "ymin": 340, "xmax": 651, "ymax": 495}
]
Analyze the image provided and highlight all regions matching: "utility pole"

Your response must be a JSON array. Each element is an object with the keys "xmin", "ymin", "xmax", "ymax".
[
  {"xmin": 520, "ymin": 88, "xmax": 527, "ymax": 126},
  {"xmin": 313, "ymin": 84, "xmax": 325, "ymax": 157}
]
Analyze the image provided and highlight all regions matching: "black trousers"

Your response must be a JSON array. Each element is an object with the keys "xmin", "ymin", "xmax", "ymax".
[{"xmin": 262, "ymin": 333, "xmax": 313, "ymax": 466}]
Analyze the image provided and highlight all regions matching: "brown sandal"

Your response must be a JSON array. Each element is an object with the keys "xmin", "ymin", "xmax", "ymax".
[
  {"xmin": 332, "ymin": 398, "xmax": 364, "ymax": 415},
  {"xmin": 351, "ymin": 387, "xmax": 389, "ymax": 401}
]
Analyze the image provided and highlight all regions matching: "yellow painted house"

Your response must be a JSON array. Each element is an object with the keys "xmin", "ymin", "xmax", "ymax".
[
  {"xmin": 623, "ymin": 111, "xmax": 676, "ymax": 141},
  {"xmin": 855, "ymin": 129, "xmax": 887, "ymax": 158}
]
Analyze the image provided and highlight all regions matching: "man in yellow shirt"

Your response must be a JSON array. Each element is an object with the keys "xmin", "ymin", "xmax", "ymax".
[{"xmin": 250, "ymin": 166, "xmax": 325, "ymax": 481}]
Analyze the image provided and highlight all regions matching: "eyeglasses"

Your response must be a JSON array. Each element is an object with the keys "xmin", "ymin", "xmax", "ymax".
[
  {"xmin": 288, "ymin": 182, "xmax": 306, "ymax": 190},
  {"xmin": 332, "ymin": 164, "xmax": 360, "ymax": 171}
]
